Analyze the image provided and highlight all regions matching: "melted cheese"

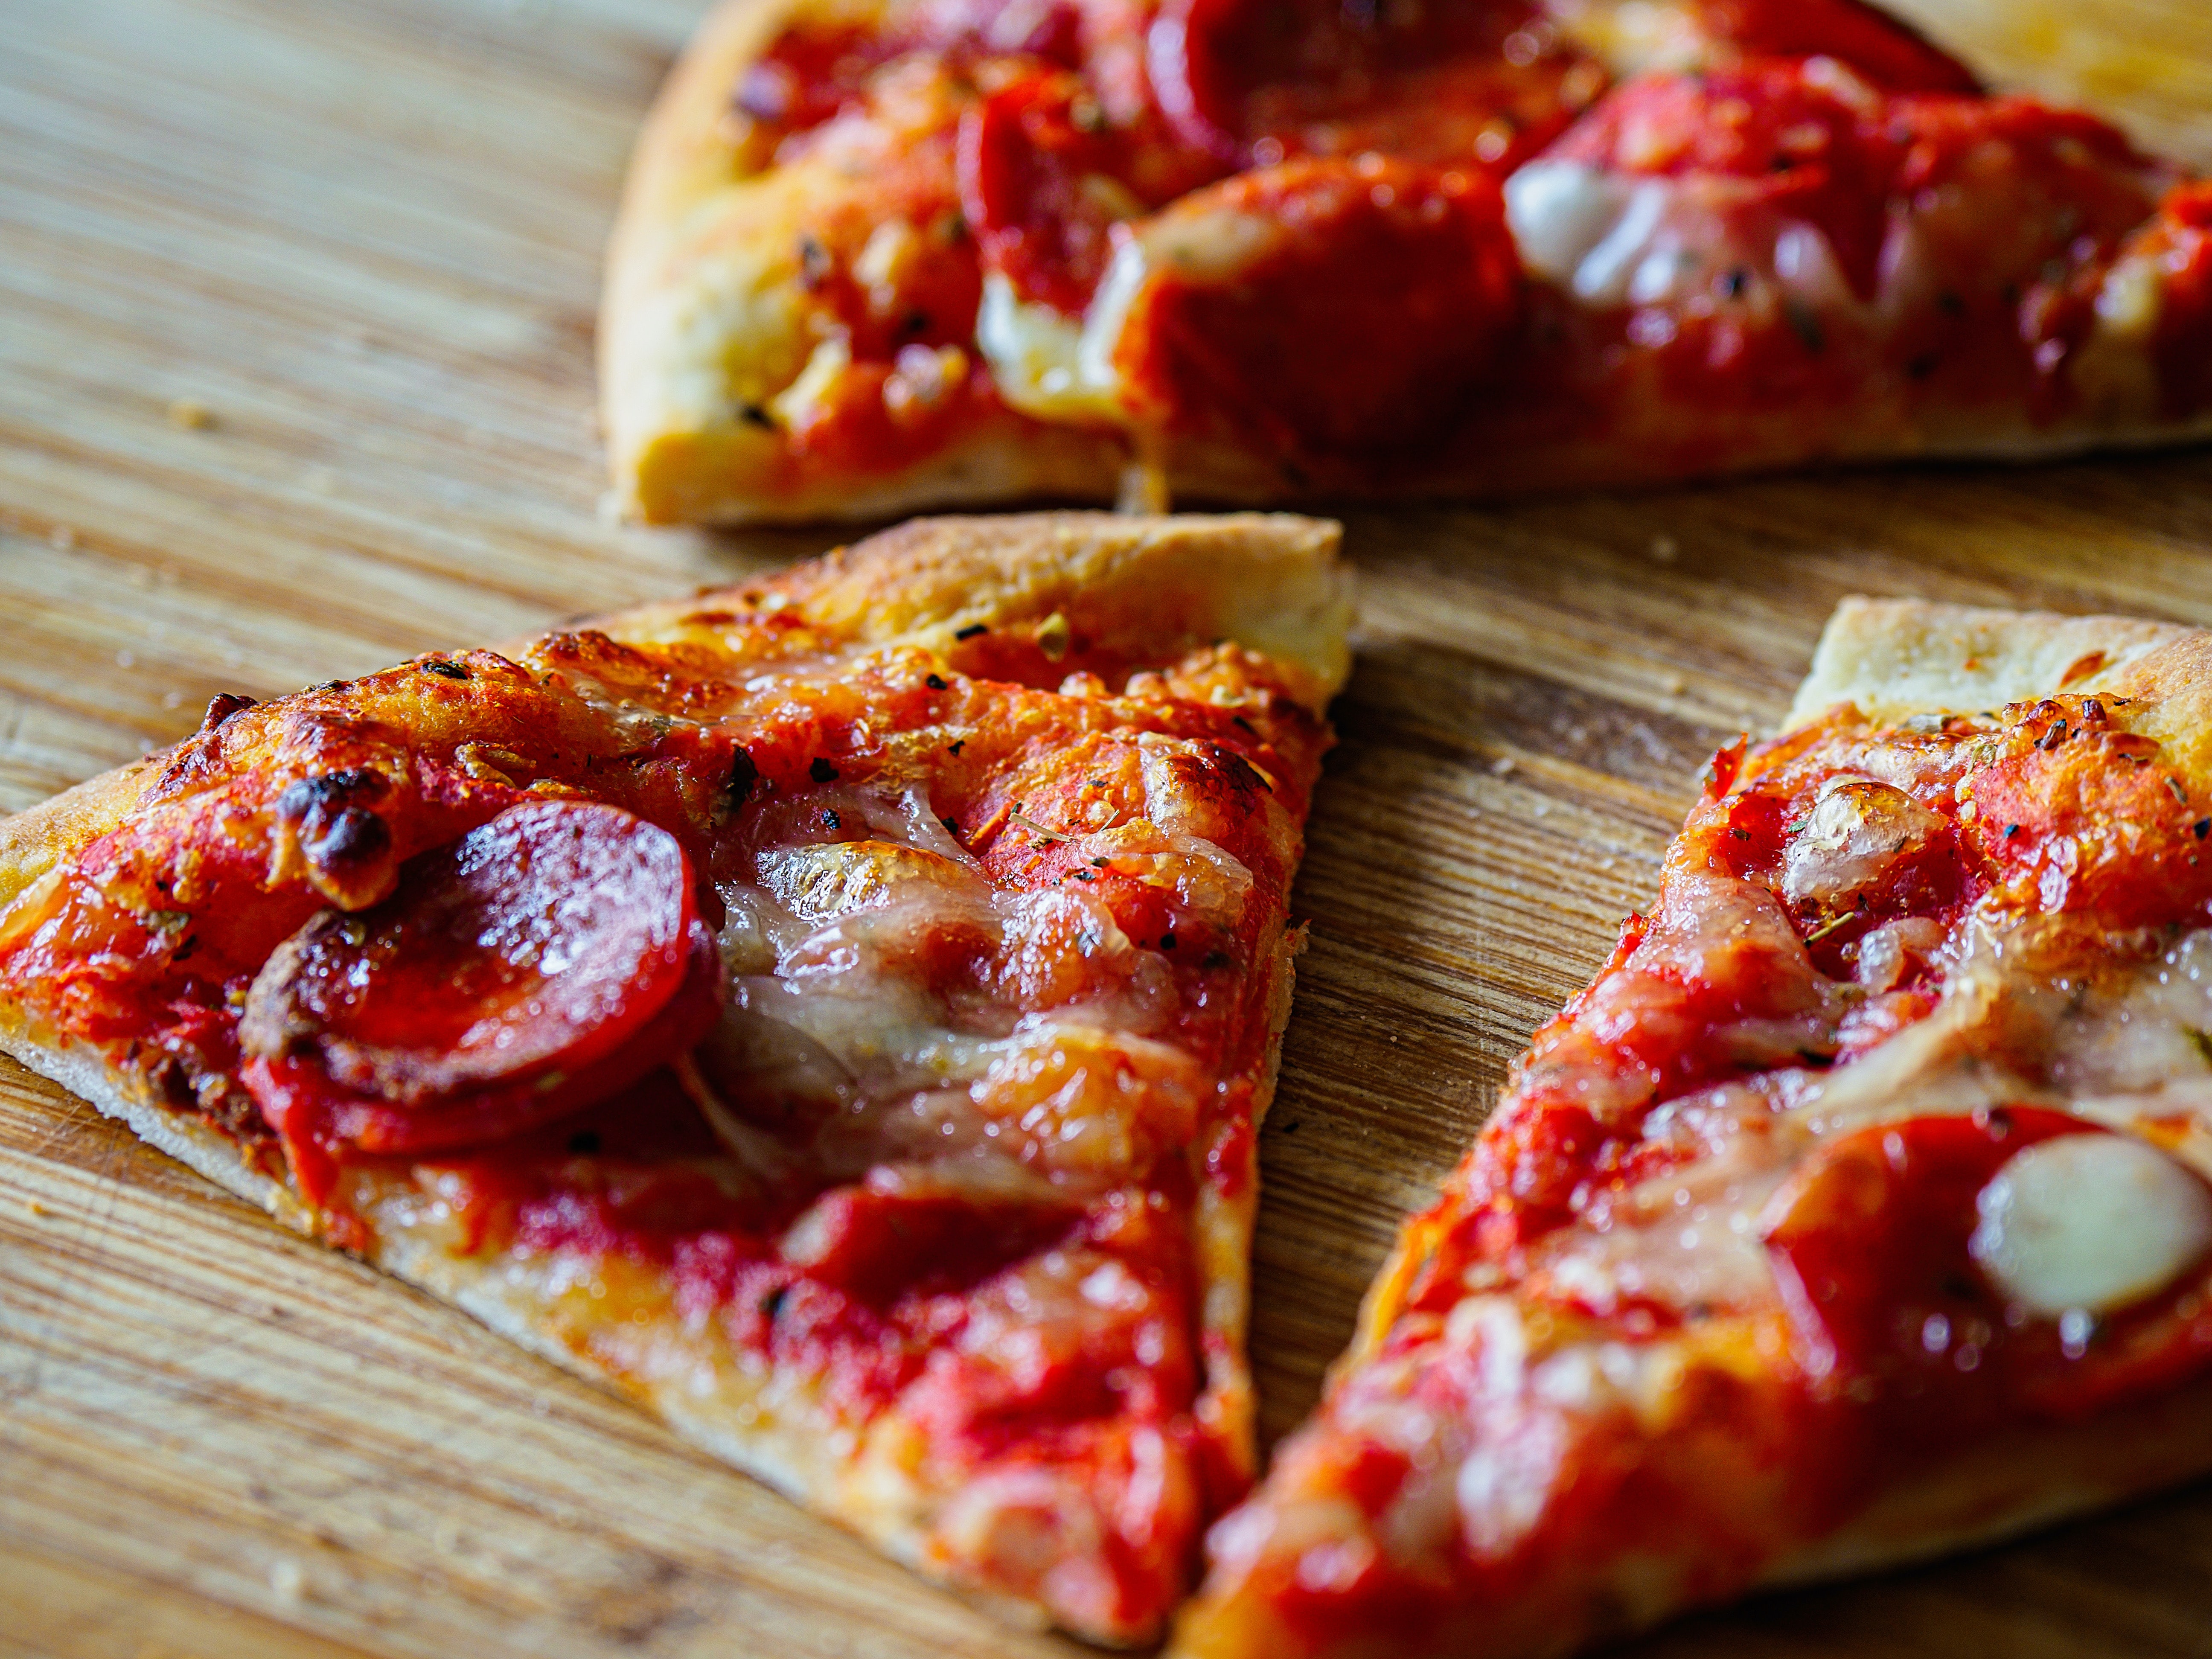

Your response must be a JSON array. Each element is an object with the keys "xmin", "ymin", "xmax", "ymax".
[
  {"xmin": 693, "ymin": 778, "xmax": 1245, "ymax": 1202},
  {"xmin": 1970, "ymin": 1135, "xmax": 2212, "ymax": 1316},
  {"xmin": 1502, "ymin": 154, "xmax": 1874, "ymax": 322},
  {"xmin": 975, "ymin": 201, "xmax": 1286, "ymax": 433},
  {"xmin": 1781, "ymin": 776, "xmax": 1947, "ymax": 908}
]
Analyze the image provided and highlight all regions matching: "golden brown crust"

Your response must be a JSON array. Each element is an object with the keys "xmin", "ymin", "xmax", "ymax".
[{"xmin": 1785, "ymin": 595, "xmax": 2193, "ymax": 731}]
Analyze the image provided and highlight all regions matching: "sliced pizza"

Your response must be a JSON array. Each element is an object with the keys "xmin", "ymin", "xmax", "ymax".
[
  {"xmin": 1170, "ymin": 596, "xmax": 2212, "ymax": 1658},
  {"xmin": 0, "ymin": 512, "xmax": 1350, "ymax": 1645},
  {"xmin": 602, "ymin": 0, "xmax": 2212, "ymax": 524}
]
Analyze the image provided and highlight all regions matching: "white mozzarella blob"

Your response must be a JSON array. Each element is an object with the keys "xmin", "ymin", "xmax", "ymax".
[
  {"xmin": 1502, "ymin": 159, "xmax": 1637, "ymax": 290},
  {"xmin": 1567, "ymin": 179, "xmax": 1671, "ymax": 303},
  {"xmin": 1969, "ymin": 1135, "xmax": 2212, "ymax": 1317},
  {"xmin": 974, "ymin": 272, "xmax": 1103, "ymax": 420},
  {"xmin": 974, "ymin": 201, "xmax": 1278, "ymax": 426}
]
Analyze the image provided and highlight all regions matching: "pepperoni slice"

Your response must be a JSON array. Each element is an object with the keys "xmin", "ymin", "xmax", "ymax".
[
  {"xmin": 959, "ymin": 69, "xmax": 1132, "ymax": 315},
  {"xmin": 1695, "ymin": 0, "xmax": 1980, "ymax": 94},
  {"xmin": 1113, "ymin": 157, "xmax": 1522, "ymax": 460},
  {"xmin": 241, "ymin": 800, "xmax": 721, "ymax": 1191},
  {"xmin": 1762, "ymin": 1109, "xmax": 2091, "ymax": 1423},
  {"xmin": 1145, "ymin": 0, "xmax": 1531, "ymax": 163}
]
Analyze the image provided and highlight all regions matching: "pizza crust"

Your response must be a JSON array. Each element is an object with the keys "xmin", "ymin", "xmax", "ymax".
[{"xmin": 1784, "ymin": 595, "xmax": 2192, "ymax": 731}]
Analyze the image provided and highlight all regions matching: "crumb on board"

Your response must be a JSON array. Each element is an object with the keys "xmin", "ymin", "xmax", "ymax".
[{"xmin": 167, "ymin": 397, "xmax": 215, "ymax": 430}]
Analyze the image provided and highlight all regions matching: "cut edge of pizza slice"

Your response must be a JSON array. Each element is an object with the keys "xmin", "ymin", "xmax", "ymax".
[
  {"xmin": 1170, "ymin": 593, "xmax": 2212, "ymax": 1659},
  {"xmin": 0, "ymin": 510, "xmax": 1351, "ymax": 1645}
]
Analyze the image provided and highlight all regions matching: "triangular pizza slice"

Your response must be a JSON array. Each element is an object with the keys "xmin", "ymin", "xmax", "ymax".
[
  {"xmin": 604, "ymin": 0, "xmax": 2212, "ymax": 524},
  {"xmin": 0, "ymin": 512, "xmax": 1349, "ymax": 1644},
  {"xmin": 1173, "ymin": 596, "xmax": 2212, "ymax": 1657}
]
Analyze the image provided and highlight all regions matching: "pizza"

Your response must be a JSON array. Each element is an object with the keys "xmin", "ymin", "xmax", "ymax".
[
  {"xmin": 0, "ymin": 511, "xmax": 1350, "ymax": 1645},
  {"xmin": 1169, "ymin": 596, "xmax": 2212, "ymax": 1658},
  {"xmin": 600, "ymin": 0, "xmax": 2212, "ymax": 524}
]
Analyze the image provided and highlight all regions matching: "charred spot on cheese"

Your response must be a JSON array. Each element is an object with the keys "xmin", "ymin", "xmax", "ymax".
[
  {"xmin": 420, "ymin": 659, "xmax": 470, "ymax": 681},
  {"xmin": 275, "ymin": 768, "xmax": 399, "ymax": 909},
  {"xmin": 301, "ymin": 804, "xmax": 390, "ymax": 874},
  {"xmin": 198, "ymin": 692, "xmax": 255, "ymax": 733},
  {"xmin": 727, "ymin": 747, "xmax": 761, "ymax": 812}
]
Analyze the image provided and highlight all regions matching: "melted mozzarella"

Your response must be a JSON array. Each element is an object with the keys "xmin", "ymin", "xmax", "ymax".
[
  {"xmin": 975, "ymin": 201, "xmax": 1284, "ymax": 429},
  {"xmin": 1781, "ymin": 776, "xmax": 1947, "ymax": 908},
  {"xmin": 975, "ymin": 274, "xmax": 1117, "ymax": 423},
  {"xmin": 1503, "ymin": 160, "xmax": 1780, "ymax": 310},
  {"xmin": 1502, "ymin": 152, "xmax": 1888, "ymax": 322},
  {"xmin": 1502, "ymin": 160, "xmax": 1641, "ymax": 292},
  {"xmin": 756, "ymin": 838, "xmax": 974, "ymax": 923},
  {"xmin": 1970, "ymin": 1134, "xmax": 2212, "ymax": 1316},
  {"xmin": 768, "ymin": 334, "xmax": 853, "ymax": 429},
  {"xmin": 693, "ymin": 781, "xmax": 1238, "ymax": 1199},
  {"xmin": 2043, "ymin": 930, "xmax": 2212, "ymax": 1097}
]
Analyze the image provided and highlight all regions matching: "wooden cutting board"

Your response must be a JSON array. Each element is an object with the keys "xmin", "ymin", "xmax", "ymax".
[{"xmin": 5, "ymin": 3, "xmax": 2212, "ymax": 1654}]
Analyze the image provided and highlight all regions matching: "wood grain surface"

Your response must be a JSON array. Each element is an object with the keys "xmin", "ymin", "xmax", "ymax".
[{"xmin": 5, "ymin": 2, "xmax": 2212, "ymax": 1655}]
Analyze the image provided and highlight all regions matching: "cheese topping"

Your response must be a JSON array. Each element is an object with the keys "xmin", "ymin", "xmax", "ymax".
[
  {"xmin": 1970, "ymin": 1135, "xmax": 2212, "ymax": 1316},
  {"xmin": 975, "ymin": 196, "xmax": 1284, "ymax": 432}
]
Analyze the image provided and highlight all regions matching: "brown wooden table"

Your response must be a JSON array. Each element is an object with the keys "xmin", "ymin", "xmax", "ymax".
[{"xmin": 6, "ymin": 2, "xmax": 2212, "ymax": 1653}]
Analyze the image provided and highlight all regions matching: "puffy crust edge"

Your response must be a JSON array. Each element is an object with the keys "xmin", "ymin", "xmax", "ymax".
[
  {"xmin": 597, "ymin": 510, "xmax": 1353, "ymax": 710},
  {"xmin": 1784, "ymin": 594, "xmax": 2195, "ymax": 731}
]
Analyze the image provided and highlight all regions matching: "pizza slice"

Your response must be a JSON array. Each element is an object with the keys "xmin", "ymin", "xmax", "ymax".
[
  {"xmin": 0, "ymin": 512, "xmax": 1350, "ymax": 1645},
  {"xmin": 602, "ymin": 0, "xmax": 2212, "ymax": 524},
  {"xmin": 1170, "ymin": 596, "xmax": 2212, "ymax": 1658}
]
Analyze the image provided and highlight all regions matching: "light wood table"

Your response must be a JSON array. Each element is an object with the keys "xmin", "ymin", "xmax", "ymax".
[{"xmin": 4, "ymin": 2, "xmax": 2211, "ymax": 1654}]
